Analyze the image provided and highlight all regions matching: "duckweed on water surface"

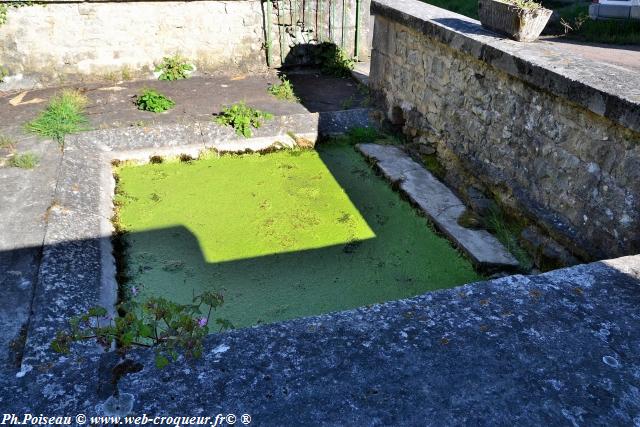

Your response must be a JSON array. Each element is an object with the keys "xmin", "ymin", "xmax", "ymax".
[{"xmin": 114, "ymin": 142, "xmax": 481, "ymax": 329}]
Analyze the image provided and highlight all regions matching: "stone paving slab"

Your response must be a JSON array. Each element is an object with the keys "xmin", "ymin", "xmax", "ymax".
[
  {"xmin": 0, "ymin": 72, "xmax": 368, "ymax": 138},
  {"xmin": 358, "ymin": 143, "xmax": 519, "ymax": 271}
]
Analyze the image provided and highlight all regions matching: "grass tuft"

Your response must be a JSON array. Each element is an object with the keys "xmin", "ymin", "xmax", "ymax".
[
  {"xmin": 0, "ymin": 134, "xmax": 16, "ymax": 151},
  {"xmin": 25, "ymin": 90, "xmax": 89, "ymax": 146},
  {"xmin": 9, "ymin": 152, "xmax": 39, "ymax": 169},
  {"xmin": 484, "ymin": 205, "xmax": 533, "ymax": 270}
]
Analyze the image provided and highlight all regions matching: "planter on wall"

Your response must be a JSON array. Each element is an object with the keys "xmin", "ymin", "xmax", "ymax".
[{"xmin": 478, "ymin": 0, "xmax": 553, "ymax": 42}]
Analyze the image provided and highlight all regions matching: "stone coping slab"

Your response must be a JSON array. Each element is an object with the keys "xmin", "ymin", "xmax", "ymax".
[
  {"xmin": 2, "ymin": 255, "xmax": 640, "ymax": 425},
  {"xmin": 357, "ymin": 143, "xmax": 519, "ymax": 271},
  {"xmin": 370, "ymin": 0, "xmax": 640, "ymax": 134}
]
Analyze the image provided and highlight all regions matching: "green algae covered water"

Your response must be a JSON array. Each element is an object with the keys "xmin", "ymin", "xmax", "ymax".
[{"xmin": 115, "ymin": 142, "xmax": 481, "ymax": 328}]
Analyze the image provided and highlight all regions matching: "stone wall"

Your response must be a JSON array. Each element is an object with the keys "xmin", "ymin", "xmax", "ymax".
[
  {"xmin": 370, "ymin": 0, "xmax": 640, "ymax": 261},
  {"xmin": 0, "ymin": 0, "xmax": 371, "ymax": 89}
]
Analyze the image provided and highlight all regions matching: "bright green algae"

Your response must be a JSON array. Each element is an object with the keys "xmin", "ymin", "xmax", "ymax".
[{"xmin": 115, "ymin": 143, "xmax": 481, "ymax": 329}]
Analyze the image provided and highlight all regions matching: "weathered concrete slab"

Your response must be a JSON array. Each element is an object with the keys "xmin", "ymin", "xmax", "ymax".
[
  {"xmin": 0, "ymin": 136, "xmax": 61, "ymax": 369},
  {"xmin": 19, "ymin": 141, "xmax": 116, "ymax": 369},
  {"xmin": 0, "ymin": 73, "xmax": 369, "ymax": 137},
  {"xmin": 358, "ymin": 143, "xmax": 519, "ymax": 271}
]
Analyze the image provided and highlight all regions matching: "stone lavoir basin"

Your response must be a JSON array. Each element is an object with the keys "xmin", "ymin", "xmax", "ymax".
[{"xmin": 114, "ymin": 141, "xmax": 482, "ymax": 329}]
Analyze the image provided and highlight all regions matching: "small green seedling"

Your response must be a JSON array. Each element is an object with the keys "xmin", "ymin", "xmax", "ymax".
[
  {"xmin": 136, "ymin": 89, "xmax": 175, "ymax": 113},
  {"xmin": 215, "ymin": 102, "xmax": 273, "ymax": 138},
  {"xmin": 155, "ymin": 55, "xmax": 193, "ymax": 81},
  {"xmin": 268, "ymin": 77, "xmax": 298, "ymax": 102},
  {"xmin": 25, "ymin": 90, "xmax": 89, "ymax": 146},
  {"xmin": 9, "ymin": 152, "xmax": 39, "ymax": 169}
]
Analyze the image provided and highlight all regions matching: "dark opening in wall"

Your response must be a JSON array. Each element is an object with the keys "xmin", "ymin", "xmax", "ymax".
[{"xmin": 390, "ymin": 106, "xmax": 405, "ymax": 126}]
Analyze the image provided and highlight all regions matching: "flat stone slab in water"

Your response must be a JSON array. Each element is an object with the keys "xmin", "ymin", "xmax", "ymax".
[{"xmin": 357, "ymin": 143, "xmax": 519, "ymax": 271}]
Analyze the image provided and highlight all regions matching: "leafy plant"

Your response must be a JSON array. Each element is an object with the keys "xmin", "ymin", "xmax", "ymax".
[
  {"xmin": 268, "ymin": 77, "xmax": 298, "ymax": 102},
  {"xmin": 0, "ymin": 1, "xmax": 33, "ymax": 28},
  {"xmin": 215, "ymin": 102, "xmax": 273, "ymax": 138},
  {"xmin": 51, "ymin": 291, "xmax": 233, "ymax": 369},
  {"xmin": 155, "ymin": 55, "xmax": 193, "ymax": 81},
  {"xmin": 318, "ymin": 43, "xmax": 355, "ymax": 78},
  {"xmin": 135, "ymin": 89, "xmax": 175, "ymax": 113},
  {"xmin": 9, "ymin": 152, "xmax": 39, "ymax": 169},
  {"xmin": 25, "ymin": 90, "xmax": 89, "ymax": 146}
]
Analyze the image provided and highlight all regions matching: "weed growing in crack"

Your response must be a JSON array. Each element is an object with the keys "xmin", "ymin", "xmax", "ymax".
[
  {"xmin": 155, "ymin": 55, "xmax": 193, "ymax": 81},
  {"xmin": 214, "ymin": 102, "xmax": 273, "ymax": 138},
  {"xmin": 25, "ymin": 89, "xmax": 89, "ymax": 146},
  {"xmin": 268, "ymin": 77, "xmax": 298, "ymax": 102},
  {"xmin": 135, "ymin": 89, "xmax": 175, "ymax": 113},
  {"xmin": 484, "ymin": 205, "xmax": 532, "ymax": 270},
  {"xmin": 9, "ymin": 152, "xmax": 39, "ymax": 169}
]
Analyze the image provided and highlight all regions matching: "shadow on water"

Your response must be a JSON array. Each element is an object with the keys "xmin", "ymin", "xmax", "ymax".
[{"xmin": 117, "ymin": 143, "xmax": 482, "ymax": 330}]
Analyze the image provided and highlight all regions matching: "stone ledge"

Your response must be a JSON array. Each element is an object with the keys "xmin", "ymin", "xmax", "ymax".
[
  {"xmin": 370, "ymin": 0, "xmax": 640, "ymax": 134},
  {"xmin": 16, "ymin": 110, "xmax": 373, "ymax": 368},
  {"xmin": 3, "ymin": 254, "xmax": 640, "ymax": 424},
  {"xmin": 358, "ymin": 143, "xmax": 519, "ymax": 271}
]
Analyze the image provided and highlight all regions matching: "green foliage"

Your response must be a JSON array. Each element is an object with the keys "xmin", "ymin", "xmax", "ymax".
[
  {"xmin": 155, "ymin": 55, "xmax": 193, "ymax": 81},
  {"xmin": 25, "ymin": 90, "xmax": 89, "ymax": 146},
  {"xmin": 552, "ymin": 2, "xmax": 640, "ymax": 45},
  {"xmin": 214, "ymin": 102, "xmax": 273, "ymax": 138},
  {"xmin": 421, "ymin": 0, "xmax": 479, "ymax": 19},
  {"xmin": 9, "ymin": 152, "xmax": 39, "ymax": 169},
  {"xmin": 0, "ymin": 66, "xmax": 8, "ymax": 83},
  {"xmin": 318, "ymin": 43, "xmax": 355, "ymax": 78},
  {"xmin": 0, "ymin": 2, "xmax": 32, "ymax": 27},
  {"xmin": 51, "ymin": 291, "xmax": 233, "ymax": 368},
  {"xmin": 136, "ymin": 89, "xmax": 175, "ymax": 113},
  {"xmin": 424, "ymin": 0, "xmax": 640, "ymax": 44},
  {"xmin": 268, "ymin": 77, "xmax": 298, "ymax": 102},
  {"xmin": 345, "ymin": 127, "xmax": 379, "ymax": 144},
  {"xmin": 484, "ymin": 205, "xmax": 533, "ymax": 270}
]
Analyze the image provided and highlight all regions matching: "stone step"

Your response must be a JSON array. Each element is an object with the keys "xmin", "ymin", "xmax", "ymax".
[{"xmin": 357, "ymin": 143, "xmax": 520, "ymax": 272}]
